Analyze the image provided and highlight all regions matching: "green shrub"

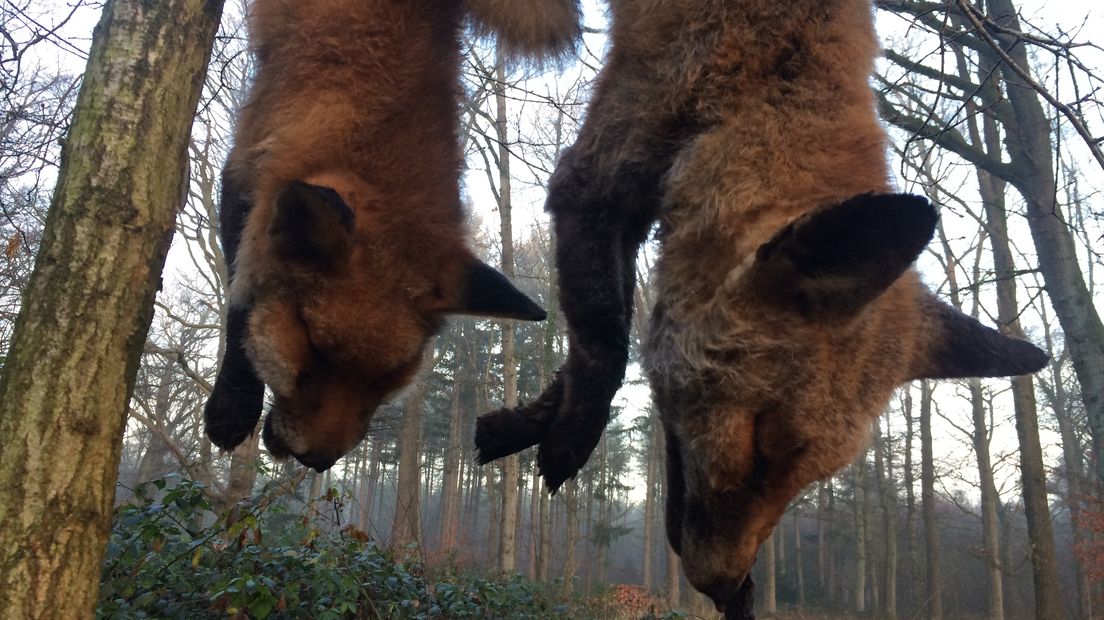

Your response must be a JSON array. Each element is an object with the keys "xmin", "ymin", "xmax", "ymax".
[{"xmin": 97, "ymin": 477, "xmax": 608, "ymax": 619}]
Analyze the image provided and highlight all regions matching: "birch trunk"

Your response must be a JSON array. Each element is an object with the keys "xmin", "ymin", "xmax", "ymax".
[{"xmin": 0, "ymin": 1, "xmax": 224, "ymax": 615}]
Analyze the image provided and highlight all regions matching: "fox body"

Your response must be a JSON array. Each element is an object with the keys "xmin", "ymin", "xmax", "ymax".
[
  {"xmin": 475, "ymin": 1, "xmax": 1047, "ymax": 616},
  {"xmin": 204, "ymin": 0, "xmax": 580, "ymax": 471}
]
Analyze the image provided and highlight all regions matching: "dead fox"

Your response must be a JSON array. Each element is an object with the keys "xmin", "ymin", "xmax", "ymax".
[
  {"xmin": 203, "ymin": 0, "xmax": 580, "ymax": 472},
  {"xmin": 475, "ymin": 0, "xmax": 1047, "ymax": 616}
]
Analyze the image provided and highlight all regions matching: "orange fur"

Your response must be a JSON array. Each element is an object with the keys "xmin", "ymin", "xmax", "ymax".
[{"xmin": 205, "ymin": 0, "xmax": 576, "ymax": 470}]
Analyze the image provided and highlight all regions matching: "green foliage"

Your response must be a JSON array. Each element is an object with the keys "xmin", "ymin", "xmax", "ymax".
[{"xmin": 98, "ymin": 477, "xmax": 607, "ymax": 619}]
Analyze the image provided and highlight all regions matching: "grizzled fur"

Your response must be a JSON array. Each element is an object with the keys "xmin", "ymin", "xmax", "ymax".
[
  {"xmin": 475, "ymin": 1, "xmax": 1047, "ymax": 616},
  {"xmin": 204, "ymin": 0, "xmax": 580, "ymax": 472}
]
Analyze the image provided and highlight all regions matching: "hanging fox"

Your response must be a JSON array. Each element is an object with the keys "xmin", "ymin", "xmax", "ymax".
[
  {"xmin": 203, "ymin": 0, "xmax": 583, "ymax": 471},
  {"xmin": 473, "ymin": 0, "xmax": 1048, "ymax": 617}
]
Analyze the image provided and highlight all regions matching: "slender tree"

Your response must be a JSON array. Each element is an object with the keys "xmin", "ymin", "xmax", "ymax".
[{"xmin": 920, "ymin": 380, "xmax": 943, "ymax": 620}]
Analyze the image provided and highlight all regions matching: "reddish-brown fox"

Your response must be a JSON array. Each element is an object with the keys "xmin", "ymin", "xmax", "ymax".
[
  {"xmin": 474, "ymin": 1, "xmax": 1048, "ymax": 616},
  {"xmin": 204, "ymin": 0, "xmax": 581, "ymax": 472}
]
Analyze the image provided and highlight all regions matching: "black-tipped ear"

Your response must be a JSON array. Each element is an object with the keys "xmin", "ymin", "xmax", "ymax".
[
  {"xmin": 269, "ymin": 181, "xmax": 354, "ymax": 267},
  {"xmin": 449, "ymin": 259, "xmax": 547, "ymax": 321},
  {"xmin": 750, "ymin": 193, "xmax": 938, "ymax": 319},
  {"xmin": 911, "ymin": 295, "xmax": 1049, "ymax": 379}
]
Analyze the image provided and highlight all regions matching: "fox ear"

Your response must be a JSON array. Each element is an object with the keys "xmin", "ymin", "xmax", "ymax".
[
  {"xmin": 910, "ymin": 294, "xmax": 1049, "ymax": 379},
  {"xmin": 269, "ymin": 181, "xmax": 354, "ymax": 267},
  {"xmin": 749, "ymin": 193, "xmax": 938, "ymax": 319},
  {"xmin": 441, "ymin": 258, "xmax": 547, "ymax": 321}
]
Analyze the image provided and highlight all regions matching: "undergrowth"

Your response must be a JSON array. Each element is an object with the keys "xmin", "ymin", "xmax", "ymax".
[{"xmin": 97, "ymin": 476, "xmax": 684, "ymax": 619}]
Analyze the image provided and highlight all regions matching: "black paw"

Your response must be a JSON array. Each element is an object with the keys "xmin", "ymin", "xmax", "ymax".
[
  {"xmin": 536, "ymin": 404, "xmax": 609, "ymax": 493},
  {"xmin": 474, "ymin": 374, "xmax": 563, "ymax": 465},
  {"xmin": 204, "ymin": 370, "xmax": 264, "ymax": 451}
]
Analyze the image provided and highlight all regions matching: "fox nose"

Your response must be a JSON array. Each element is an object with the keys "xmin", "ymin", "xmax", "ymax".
[
  {"xmin": 296, "ymin": 451, "xmax": 338, "ymax": 472},
  {"xmin": 701, "ymin": 574, "xmax": 752, "ymax": 613}
]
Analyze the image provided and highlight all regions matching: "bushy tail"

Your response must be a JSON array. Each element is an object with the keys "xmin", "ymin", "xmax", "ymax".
[{"xmin": 466, "ymin": 0, "xmax": 581, "ymax": 62}]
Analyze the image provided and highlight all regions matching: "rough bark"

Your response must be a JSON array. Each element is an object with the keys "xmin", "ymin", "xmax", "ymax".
[{"xmin": 0, "ymin": 1, "xmax": 224, "ymax": 616}]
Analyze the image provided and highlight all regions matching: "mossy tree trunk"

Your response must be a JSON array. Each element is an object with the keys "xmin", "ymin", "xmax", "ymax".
[{"xmin": 0, "ymin": 0, "xmax": 224, "ymax": 617}]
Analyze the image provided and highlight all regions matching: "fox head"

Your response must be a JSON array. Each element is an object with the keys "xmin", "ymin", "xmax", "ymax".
[
  {"xmin": 655, "ymin": 192, "xmax": 1048, "ymax": 612},
  {"xmin": 229, "ymin": 177, "xmax": 545, "ymax": 471}
]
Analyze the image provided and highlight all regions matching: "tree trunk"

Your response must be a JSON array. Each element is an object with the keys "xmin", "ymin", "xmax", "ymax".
[
  {"xmin": 492, "ymin": 45, "xmax": 521, "ymax": 576},
  {"xmin": 817, "ymin": 481, "xmax": 827, "ymax": 594},
  {"xmin": 827, "ymin": 478, "xmax": 837, "ymax": 605},
  {"xmin": 903, "ymin": 387, "xmax": 920, "ymax": 613},
  {"xmin": 0, "ymin": 1, "xmax": 224, "ymax": 616},
  {"xmin": 667, "ymin": 544, "xmax": 681, "ymax": 607},
  {"xmin": 764, "ymin": 530, "xmax": 778, "ymax": 615},
  {"xmin": 564, "ymin": 481, "xmax": 580, "ymax": 592},
  {"xmin": 392, "ymin": 369, "xmax": 431, "ymax": 550},
  {"xmin": 485, "ymin": 466, "xmax": 498, "ymax": 564},
  {"xmin": 1042, "ymin": 319, "xmax": 1094, "ymax": 620},
  {"xmin": 982, "ymin": 139, "xmax": 1065, "ymax": 620},
  {"xmin": 537, "ymin": 480, "xmax": 551, "ymax": 580},
  {"xmin": 866, "ymin": 440, "xmax": 879, "ymax": 614},
  {"xmin": 777, "ymin": 507, "xmax": 786, "ymax": 578},
  {"xmin": 937, "ymin": 210, "xmax": 1005, "ymax": 620},
  {"xmin": 222, "ymin": 429, "xmax": 260, "ymax": 509},
  {"xmin": 794, "ymin": 509, "xmax": 805, "ymax": 607},
  {"xmin": 596, "ymin": 431, "xmax": 610, "ymax": 584},
  {"xmin": 920, "ymin": 380, "xmax": 943, "ymax": 620},
  {"xmin": 360, "ymin": 436, "xmax": 383, "ymax": 533},
  {"xmin": 438, "ymin": 378, "xmax": 464, "ymax": 551},
  {"xmin": 970, "ymin": 381, "xmax": 1006, "ymax": 620},
  {"xmin": 878, "ymin": 417, "xmax": 898, "ymax": 620},
  {"xmin": 643, "ymin": 412, "xmax": 658, "ymax": 591},
  {"xmin": 982, "ymin": 0, "xmax": 1104, "ymax": 488},
  {"xmin": 854, "ymin": 460, "xmax": 867, "ymax": 615},
  {"xmin": 528, "ymin": 466, "xmax": 540, "ymax": 578}
]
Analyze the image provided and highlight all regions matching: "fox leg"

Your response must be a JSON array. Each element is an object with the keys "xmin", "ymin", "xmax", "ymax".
[
  {"xmin": 204, "ymin": 167, "xmax": 266, "ymax": 451},
  {"xmin": 535, "ymin": 154, "xmax": 656, "ymax": 490},
  {"xmin": 475, "ymin": 136, "xmax": 659, "ymax": 491},
  {"xmin": 474, "ymin": 53, "xmax": 698, "ymax": 489}
]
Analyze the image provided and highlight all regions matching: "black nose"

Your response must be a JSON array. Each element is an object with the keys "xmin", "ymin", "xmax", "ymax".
[
  {"xmin": 296, "ymin": 451, "xmax": 337, "ymax": 473},
  {"xmin": 701, "ymin": 574, "xmax": 754, "ymax": 617}
]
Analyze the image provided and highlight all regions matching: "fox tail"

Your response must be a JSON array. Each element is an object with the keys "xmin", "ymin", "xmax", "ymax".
[{"xmin": 466, "ymin": 0, "xmax": 581, "ymax": 62}]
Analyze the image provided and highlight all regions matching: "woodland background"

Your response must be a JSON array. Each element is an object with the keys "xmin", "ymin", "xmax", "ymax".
[{"xmin": 0, "ymin": 0, "xmax": 1102, "ymax": 618}]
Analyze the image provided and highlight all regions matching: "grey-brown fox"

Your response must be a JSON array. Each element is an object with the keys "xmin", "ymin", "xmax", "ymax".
[{"xmin": 474, "ymin": 1, "xmax": 1047, "ymax": 616}]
